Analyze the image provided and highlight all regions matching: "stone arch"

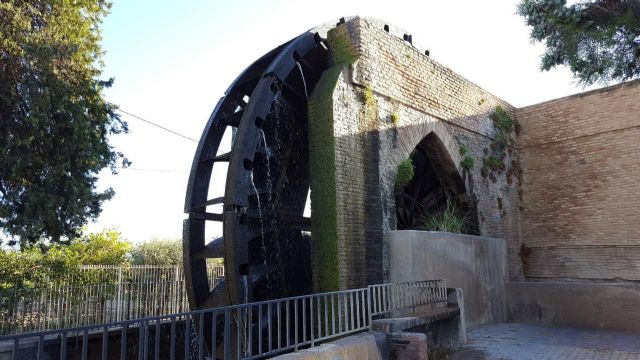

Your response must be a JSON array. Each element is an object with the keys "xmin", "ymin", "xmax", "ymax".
[{"xmin": 380, "ymin": 117, "xmax": 477, "ymax": 232}]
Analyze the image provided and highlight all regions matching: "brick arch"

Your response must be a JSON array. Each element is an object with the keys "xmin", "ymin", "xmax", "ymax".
[{"xmin": 380, "ymin": 117, "xmax": 476, "ymax": 231}]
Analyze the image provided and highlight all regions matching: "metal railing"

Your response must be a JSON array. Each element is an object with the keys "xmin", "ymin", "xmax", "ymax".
[
  {"xmin": 0, "ymin": 265, "xmax": 224, "ymax": 335},
  {"xmin": 0, "ymin": 280, "xmax": 446, "ymax": 360}
]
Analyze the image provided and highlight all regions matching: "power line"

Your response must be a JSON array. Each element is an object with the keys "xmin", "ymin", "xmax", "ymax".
[
  {"xmin": 116, "ymin": 166, "xmax": 189, "ymax": 174},
  {"xmin": 118, "ymin": 109, "xmax": 198, "ymax": 143}
]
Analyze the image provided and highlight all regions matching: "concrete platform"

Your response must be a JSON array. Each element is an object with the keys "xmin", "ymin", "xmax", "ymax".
[{"xmin": 450, "ymin": 323, "xmax": 640, "ymax": 360}]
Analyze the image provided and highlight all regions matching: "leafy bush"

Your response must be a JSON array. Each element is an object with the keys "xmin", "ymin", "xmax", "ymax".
[
  {"xmin": 395, "ymin": 158, "xmax": 415, "ymax": 190},
  {"xmin": 0, "ymin": 228, "xmax": 131, "ymax": 289},
  {"xmin": 131, "ymin": 239, "xmax": 183, "ymax": 265},
  {"xmin": 421, "ymin": 200, "xmax": 467, "ymax": 234}
]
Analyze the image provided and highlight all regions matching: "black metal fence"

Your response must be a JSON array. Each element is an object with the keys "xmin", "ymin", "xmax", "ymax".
[
  {"xmin": 0, "ymin": 265, "xmax": 224, "ymax": 336},
  {"xmin": 0, "ymin": 280, "xmax": 446, "ymax": 360}
]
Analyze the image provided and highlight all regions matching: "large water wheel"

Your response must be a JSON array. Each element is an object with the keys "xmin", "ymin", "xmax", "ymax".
[{"xmin": 183, "ymin": 28, "xmax": 330, "ymax": 317}]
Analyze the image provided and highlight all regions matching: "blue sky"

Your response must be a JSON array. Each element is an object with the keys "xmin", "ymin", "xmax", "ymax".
[{"xmin": 90, "ymin": 0, "xmax": 598, "ymax": 242}]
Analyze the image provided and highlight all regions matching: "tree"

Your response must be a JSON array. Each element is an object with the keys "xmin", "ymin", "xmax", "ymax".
[
  {"xmin": 0, "ymin": 1, "xmax": 128, "ymax": 247},
  {"xmin": 130, "ymin": 239, "xmax": 183, "ymax": 266},
  {"xmin": 61, "ymin": 228, "xmax": 132, "ymax": 265},
  {"xmin": 518, "ymin": 0, "xmax": 640, "ymax": 84},
  {"xmin": 0, "ymin": 228, "xmax": 131, "ymax": 289}
]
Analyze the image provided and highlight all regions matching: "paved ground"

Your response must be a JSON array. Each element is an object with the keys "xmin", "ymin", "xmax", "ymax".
[{"xmin": 450, "ymin": 323, "xmax": 640, "ymax": 360}]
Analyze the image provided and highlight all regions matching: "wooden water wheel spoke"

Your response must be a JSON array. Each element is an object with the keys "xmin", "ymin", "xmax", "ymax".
[
  {"xmin": 194, "ymin": 238, "xmax": 224, "ymax": 259},
  {"xmin": 200, "ymin": 280, "xmax": 230, "ymax": 309}
]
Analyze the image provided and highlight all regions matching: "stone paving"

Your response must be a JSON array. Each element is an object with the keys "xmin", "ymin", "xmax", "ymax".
[{"xmin": 450, "ymin": 323, "xmax": 640, "ymax": 360}]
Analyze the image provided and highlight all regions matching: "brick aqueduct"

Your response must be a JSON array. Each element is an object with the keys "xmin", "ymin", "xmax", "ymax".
[{"xmin": 184, "ymin": 17, "xmax": 640, "ymax": 331}]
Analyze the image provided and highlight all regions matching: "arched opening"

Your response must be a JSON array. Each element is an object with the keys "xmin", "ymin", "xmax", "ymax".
[{"xmin": 395, "ymin": 132, "xmax": 478, "ymax": 234}]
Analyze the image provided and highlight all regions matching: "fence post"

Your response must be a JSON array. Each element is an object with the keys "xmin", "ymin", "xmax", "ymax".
[
  {"xmin": 116, "ymin": 267, "xmax": 123, "ymax": 322},
  {"xmin": 367, "ymin": 286, "xmax": 372, "ymax": 330}
]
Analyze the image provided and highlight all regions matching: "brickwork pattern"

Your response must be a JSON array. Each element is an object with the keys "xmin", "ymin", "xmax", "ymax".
[
  {"xmin": 517, "ymin": 80, "xmax": 640, "ymax": 281},
  {"xmin": 321, "ymin": 17, "xmax": 523, "ymax": 286}
]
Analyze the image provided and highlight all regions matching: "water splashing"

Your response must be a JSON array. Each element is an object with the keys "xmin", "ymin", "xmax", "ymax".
[
  {"xmin": 250, "ymin": 170, "xmax": 272, "ymax": 296},
  {"xmin": 296, "ymin": 61, "xmax": 308, "ymax": 99},
  {"xmin": 250, "ymin": 171, "xmax": 264, "ymax": 244},
  {"xmin": 259, "ymin": 129, "xmax": 273, "ymax": 205}
]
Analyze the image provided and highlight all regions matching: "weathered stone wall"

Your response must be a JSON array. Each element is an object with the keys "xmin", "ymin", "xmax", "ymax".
[
  {"xmin": 309, "ymin": 17, "xmax": 522, "ymax": 290},
  {"xmin": 386, "ymin": 231, "xmax": 507, "ymax": 327},
  {"xmin": 516, "ymin": 80, "xmax": 640, "ymax": 281}
]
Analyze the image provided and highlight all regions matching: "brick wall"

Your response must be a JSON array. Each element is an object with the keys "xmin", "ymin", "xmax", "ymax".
[
  {"xmin": 309, "ymin": 17, "xmax": 524, "ymax": 290},
  {"xmin": 517, "ymin": 80, "xmax": 640, "ymax": 281}
]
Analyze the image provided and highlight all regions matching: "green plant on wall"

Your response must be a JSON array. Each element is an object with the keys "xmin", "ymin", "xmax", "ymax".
[
  {"xmin": 390, "ymin": 112, "xmax": 400, "ymax": 125},
  {"xmin": 359, "ymin": 84, "xmax": 379, "ymax": 129},
  {"xmin": 329, "ymin": 25, "xmax": 359, "ymax": 66},
  {"xmin": 460, "ymin": 156, "xmax": 475, "ymax": 172},
  {"xmin": 481, "ymin": 106, "xmax": 520, "ymax": 178},
  {"xmin": 458, "ymin": 144, "xmax": 475, "ymax": 172},
  {"xmin": 395, "ymin": 158, "xmax": 415, "ymax": 190},
  {"xmin": 307, "ymin": 23, "xmax": 359, "ymax": 292},
  {"xmin": 363, "ymin": 86, "xmax": 374, "ymax": 104}
]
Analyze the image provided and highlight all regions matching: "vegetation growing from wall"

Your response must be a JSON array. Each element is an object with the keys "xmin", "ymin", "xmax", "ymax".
[
  {"xmin": 390, "ymin": 112, "xmax": 400, "ymax": 125},
  {"xmin": 307, "ymin": 24, "xmax": 359, "ymax": 292},
  {"xmin": 458, "ymin": 144, "xmax": 475, "ymax": 172},
  {"xmin": 395, "ymin": 158, "xmax": 415, "ymax": 190},
  {"xmin": 481, "ymin": 107, "xmax": 520, "ymax": 179},
  {"xmin": 328, "ymin": 24, "xmax": 359, "ymax": 66}
]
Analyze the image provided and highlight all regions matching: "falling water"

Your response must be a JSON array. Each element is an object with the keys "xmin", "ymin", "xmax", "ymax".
[
  {"xmin": 296, "ymin": 61, "xmax": 308, "ymax": 99},
  {"xmin": 259, "ymin": 129, "xmax": 273, "ymax": 205},
  {"xmin": 250, "ymin": 170, "xmax": 272, "ymax": 295},
  {"xmin": 250, "ymin": 171, "xmax": 265, "ymax": 244}
]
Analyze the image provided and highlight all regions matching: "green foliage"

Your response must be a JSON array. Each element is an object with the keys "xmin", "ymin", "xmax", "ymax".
[
  {"xmin": 460, "ymin": 156, "xmax": 475, "ymax": 171},
  {"xmin": 308, "ymin": 65, "xmax": 341, "ymax": 292},
  {"xmin": 131, "ymin": 239, "xmax": 183, "ymax": 265},
  {"xmin": 395, "ymin": 158, "xmax": 415, "ymax": 190},
  {"xmin": 483, "ymin": 107, "xmax": 518, "ymax": 177},
  {"xmin": 491, "ymin": 131, "xmax": 511, "ymax": 150},
  {"xmin": 459, "ymin": 144, "xmax": 470, "ymax": 156},
  {"xmin": 490, "ymin": 106, "xmax": 515, "ymax": 132},
  {"xmin": 363, "ymin": 86, "xmax": 374, "ymax": 104},
  {"xmin": 0, "ymin": 0, "xmax": 129, "ymax": 246},
  {"xmin": 459, "ymin": 144, "xmax": 475, "ymax": 171},
  {"xmin": 421, "ymin": 199, "xmax": 467, "ymax": 234},
  {"xmin": 483, "ymin": 155, "xmax": 504, "ymax": 171},
  {"xmin": 64, "ymin": 228, "xmax": 131, "ymax": 265},
  {"xmin": 390, "ymin": 112, "xmax": 400, "ymax": 125},
  {"xmin": 518, "ymin": 0, "xmax": 640, "ymax": 84},
  {"xmin": 0, "ymin": 228, "xmax": 130, "ymax": 289},
  {"xmin": 327, "ymin": 24, "xmax": 359, "ymax": 66}
]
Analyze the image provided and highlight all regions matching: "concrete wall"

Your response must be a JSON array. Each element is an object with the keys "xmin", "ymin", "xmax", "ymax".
[
  {"xmin": 386, "ymin": 230, "xmax": 507, "ymax": 327},
  {"xmin": 507, "ymin": 281, "xmax": 640, "ymax": 333},
  {"xmin": 272, "ymin": 332, "xmax": 388, "ymax": 360}
]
